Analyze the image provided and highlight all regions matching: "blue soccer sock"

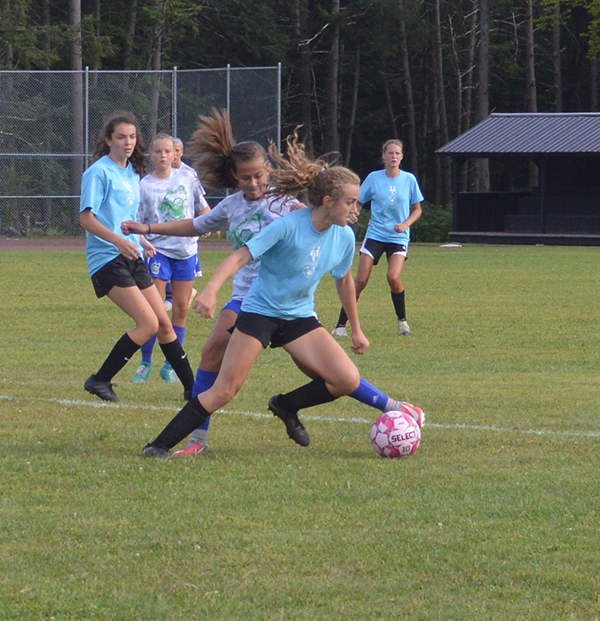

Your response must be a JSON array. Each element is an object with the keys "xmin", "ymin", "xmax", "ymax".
[
  {"xmin": 140, "ymin": 335, "xmax": 156, "ymax": 364},
  {"xmin": 350, "ymin": 378, "xmax": 391, "ymax": 412},
  {"xmin": 173, "ymin": 324, "xmax": 186, "ymax": 345},
  {"xmin": 192, "ymin": 368, "xmax": 219, "ymax": 432}
]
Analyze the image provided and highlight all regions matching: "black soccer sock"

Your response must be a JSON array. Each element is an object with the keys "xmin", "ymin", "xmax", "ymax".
[
  {"xmin": 159, "ymin": 338, "xmax": 194, "ymax": 392},
  {"xmin": 336, "ymin": 306, "xmax": 349, "ymax": 328},
  {"xmin": 278, "ymin": 377, "xmax": 338, "ymax": 413},
  {"xmin": 95, "ymin": 333, "xmax": 141, "ymax": 382},
  {"xmin": 391, "ymin": 290, "xmax": 406, "ymax": 321},
  {"xmin": 150, "ymin": 397, "xmax": 210, "ymax": 450}
]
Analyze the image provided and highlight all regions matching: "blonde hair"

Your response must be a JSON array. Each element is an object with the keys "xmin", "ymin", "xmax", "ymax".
[
  {"xmin": 382, "ymin": 139, "xmax": 403, "ymax": 153},
  {"xmin": 268, "ymin": 132, "xmax": 360, "ymax": 207},
  {"xmin": 149, "ymin": 132, "xmax": 175, "ymax": 150},
  {"xmin": 187, "ymin": 108, "xmax": 268, "ymax": 189}
]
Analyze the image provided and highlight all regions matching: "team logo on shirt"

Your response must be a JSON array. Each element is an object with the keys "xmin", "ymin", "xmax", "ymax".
[
  {"xmin": 303, "ymin": 245, "xmax": 321, "ymax": 278},
  {"xmin": 230, "ymin": 212, "xmax": 264, "ymax": 250},
  {"xmin": 158, "ymin": 185, "xmax": 188, "ymax": 220},
  {"xmin": 123, "ymin": 180, "xmax": 136, "ymax": 206},
  {"xmin": 388, "ymin": 185, "xmax": 397, "ymax": 205}
]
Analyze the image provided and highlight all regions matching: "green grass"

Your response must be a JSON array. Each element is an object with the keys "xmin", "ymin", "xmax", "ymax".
[{"xmin": 2, "ymin": 244, "xmax": 600, "ymax": 620}]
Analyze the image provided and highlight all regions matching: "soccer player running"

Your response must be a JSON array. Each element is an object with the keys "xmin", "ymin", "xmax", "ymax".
[
  {"xmin": 123, "ymin": 111, "xmax": 418, "ymax": 456},
  {"xmin": 80, "ymin": 113, "xmax": 195, "ymax": 403},
  {"xmin": 137, "ymin": 131, "xmax": 416, "ymax": 458},
  {"xmin": 131, "ymin": 133, "xmax": 209, "ymax": 385},
  {"xmin": 332, "ymin": 139, "xmax": 424, "ymax": 337}
]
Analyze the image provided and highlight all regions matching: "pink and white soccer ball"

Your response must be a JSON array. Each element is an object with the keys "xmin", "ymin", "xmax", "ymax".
[{"xmin": 370, "ymin": 410, "xmax": 421, "ymax": 458}]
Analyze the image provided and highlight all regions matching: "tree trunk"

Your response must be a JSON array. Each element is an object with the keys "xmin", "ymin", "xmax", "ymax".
[
  {"xmin": 475, "ymin": 0, "xmax": 490, "ymax": 191},
  {"xmin": 552, "ymin": 0, "xmax": 562, "ymax": 111},
  {"xmin": 398, "ymin": 0, "xmax": 418, "ymax": 177},
  {"xmin": 122, "ymin": 0, "xmax": 138, "ymax": 87},
  {"xmin": 592, "ymin": 50, "xmax": 598, "ymax": 111},
  {"xmin": 382, "ymin": 63, "xmax": 398, "ymax": 139},
  {"xmin": 464, "ymin": 2, "xmax": 477, "ymax": 191},
  {"xmin": 324, "ymin": 0, "xmax": 340, "ymax": 153},
  {"xmin": 343, "ymin": 47, "xmax": 359, "ymax": 167},
  {"xmin": 433, "ymin": 0, "xmax": 451, "ymax": 204},
  {"xmin": 148, "ymin": 0, "xmax": 165, "ymax": 139},
  {"xmin": 524, "ymin": 0, "xmax": 538, "ymax": 187},
  {"xmin": 70, "ymin": 0, "xmax": 84, "ymax": 221},
  {"xmin": 296, "ymin": 0, "xmax": 313, "ymax": 155},
  {"xmin": 41, "ymin": 0, "xmax": 53, "ymax": 225}
]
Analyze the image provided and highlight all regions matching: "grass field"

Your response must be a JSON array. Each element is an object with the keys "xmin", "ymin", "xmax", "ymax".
[{"xmin": 1, "ymin": 243, "xmax": 600, "ymax": 620}]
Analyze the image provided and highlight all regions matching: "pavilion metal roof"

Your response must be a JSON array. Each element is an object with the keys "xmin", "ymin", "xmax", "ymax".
[{"xmin": 436, "ymin": 112, "xmax": 600, "ymax": 157}]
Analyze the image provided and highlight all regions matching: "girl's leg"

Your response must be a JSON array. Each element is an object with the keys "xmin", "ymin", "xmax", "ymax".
[
  {"xmin": 133, "ymin": 278, "xmax": 167, "ymax": 382},
  {"xmin": 174, "ymin": 308, "xmax": 238, "ymax": 456},
  {"xmin": 333, "ymin": 252, "xmax": 374, "ymax": 333},
  {"xmin": 159, "ymin": 279, "xmax": 195, "ymax": 382},
  {"xmin": 140, "ymin": 284, "xmax": 194, "ymax": 394},
  {"xmin": 387, "ymin": 254, "xmax": 409, "ymax": 335},
  {"xmin": 268, "ymin": 328, "xmax": 361, "ymax": 446},
  {"xmin": 143, "ymin": 329, "xmax": 263, "ymax": 456},
  {"xmin": 85, "ymin": 285, "xmax": 160, "ymax": 401}
]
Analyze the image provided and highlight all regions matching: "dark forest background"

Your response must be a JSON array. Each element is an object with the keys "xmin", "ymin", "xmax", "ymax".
[{"xmin": 2, "ymin": 0, "xmax": 599, "ymax": 205}]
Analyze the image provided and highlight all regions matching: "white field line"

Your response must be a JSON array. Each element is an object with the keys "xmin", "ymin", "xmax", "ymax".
[{"xmin": 2, "ymin": 393, "xmax": 600, "ymax": 439}]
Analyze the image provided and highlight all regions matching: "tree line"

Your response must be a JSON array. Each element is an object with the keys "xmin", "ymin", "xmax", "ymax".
[{"xmin": 2, "ymin": 0, "xmax": 600, "ymax": 205}]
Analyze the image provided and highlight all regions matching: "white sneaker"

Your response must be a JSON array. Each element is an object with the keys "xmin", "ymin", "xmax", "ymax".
[
  {"xmin": 331, "ymin": 326, "xmax": 348, "ymax": 337},
  {"xmin": 188, "ymin": 288, "xmax": 198, "ymax": 308},
  {"xmin": 398, "ymin": 320, "xmax": 411, "ymax": 336}
]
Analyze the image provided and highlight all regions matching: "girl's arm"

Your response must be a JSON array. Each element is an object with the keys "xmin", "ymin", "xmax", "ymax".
[
  {"xmin": 121, "ymin": 218, "xmax": 198, "ymax": 237},
  {"xmin": 80, "ymin": 209, "xmax": 141, "ymax": 261},
  {"xmin": 335, "ymin": 270, "xmax": 370, "ymax": 355},
  {"xmin": 193, "ymin": 246, "xmax": 253, "ymax": 319}
]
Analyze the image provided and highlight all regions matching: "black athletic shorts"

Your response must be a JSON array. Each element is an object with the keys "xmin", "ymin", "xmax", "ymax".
[
  {"xmin": 91, "ymin": 255, "xmax": 154, "ymax": 298},
  {"xmin": 234, "ymin": 311, "xmax": 322, "ymax": 349},
  {"xmin": 359, "ymin": 238, "xmax": 408, "ymax": 266}
]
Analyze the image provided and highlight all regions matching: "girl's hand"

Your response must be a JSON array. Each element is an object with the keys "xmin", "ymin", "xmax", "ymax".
[
  {"xmin": 395, "ymin": 221, "xmax": 409, "ymax": 233},
  {"xmin": 193, "ymin": 289, "xmax": 217, "ymax": 319},
  {"xmin": 143, "ymin": 244, "xmax": 156, "ymax": 259},
  {"xmin": 121, "ymin": 220, "xmax": 145, "ymax": 235},
  {"xmin": 350, "ymin": 330, "xmax": 370, "ymax": 355},
  {"xmin": 115, "ymin": 237, "xmax": 141, "ymax": 261}
]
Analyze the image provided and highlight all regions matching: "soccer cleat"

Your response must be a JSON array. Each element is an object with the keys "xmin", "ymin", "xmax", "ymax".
[
  {"xmin": 84, "ymin": 374, "xmax": 121, "ymax": 402},
  {"xmin": 188, "ymin": 288, "xmax": 198, "ymax": 308},
  {"xmin": 268, "ymin": 395, "xmax": 311, "ymax": 447},
  {"xmin": 132, "ymin": 361, "xmax": 152, "ymax": 383},
  {"xmin": 164, "ymin": 298, "xmax": 173, "ymax": 313},
  {"xmin": 173, "ymin": 439, "xmax": 209, "ymax": 457},
  {"xmin": 398, "ymin": 320, "xmax": 411, "ymax": 336},
  {"xmin": 385, "ymin": 400, "xmax": 425, "ymax": 428},
  {"xmin": 159, "ymin": 362, "xmax": 177, "ymax": 383},
  {"xmin": 331, "ymin": 325, "xmax": 348, "ymax": 337},
  {"xmin": 183, "ymin": 389, "xmax": 192, "ymax": 401},
  {"xmin": 142, "ymin": 444, "xmax": 170, "ymax": 458}
]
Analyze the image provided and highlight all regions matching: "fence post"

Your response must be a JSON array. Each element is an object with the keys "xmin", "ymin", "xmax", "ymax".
[{"xmin": 173, "ymin": 67, "xmax": 178, "ymax": 138}]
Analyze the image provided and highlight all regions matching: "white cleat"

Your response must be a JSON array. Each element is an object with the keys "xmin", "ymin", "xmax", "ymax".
[
  {"xmin": 398, "ymin": 320, "xmax": 411, "ymax": 336},
  {"xmin": 331, "ymin": 326, "xmax": 348, "ymax": 337}
]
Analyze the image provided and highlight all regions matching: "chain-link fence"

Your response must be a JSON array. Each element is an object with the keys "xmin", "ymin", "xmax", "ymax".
[{"xmin": 0, "ymin": 65, "xmax": 281, "ymax": 237}]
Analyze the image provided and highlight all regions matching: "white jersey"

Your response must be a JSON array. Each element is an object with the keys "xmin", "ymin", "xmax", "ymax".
[
  {"xmin": 137, "ymin": 170, "xmax": 201, "ymax": 260},
  {"xmin": 174, "ymin": 162, "xmax": 210, "ymax": 215},
  {"xmin": 192, "ymin": 190, "xmax": 300, "ymax": 300}
]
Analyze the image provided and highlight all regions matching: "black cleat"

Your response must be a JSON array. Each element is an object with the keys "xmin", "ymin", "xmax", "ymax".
[
  {"xmin": 183, "ymin": 389, "xmax": 192, "ymax": 401},
  {"xmin": 268, "ymin": 395, "xmax": 311, "ymax": 447},
  {"xmin": 141, "ymin": 443, "xmax": 170, "ymax": 458},
  {"xmin": 84, "ymin": 375, "xmax": 120, "ymax": 402}
]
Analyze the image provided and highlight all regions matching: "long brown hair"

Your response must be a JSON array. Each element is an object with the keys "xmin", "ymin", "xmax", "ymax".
[
  {"xmin": 268, "ymin": 132, "xmax": 360, "ymax": 207},
  {"xmin": 92, "ymin": 112, "xmax": 147, "ymax": 176},
  {"xmin": 187, "ymin": 108, "xmax": 268, "ymax": 189}
]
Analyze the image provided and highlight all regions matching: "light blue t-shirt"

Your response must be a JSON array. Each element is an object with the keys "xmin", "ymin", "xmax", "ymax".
[
  {"xmin": 242, "ymin": 208, "xmax": 356, "ymax": 320},
  {"xmin": 80, "ymin": 155, "xmax": 142, "ymax": 275},
  {"xmin": 360, "ymin": 169, "xmax": 424, "ymax": 245}
]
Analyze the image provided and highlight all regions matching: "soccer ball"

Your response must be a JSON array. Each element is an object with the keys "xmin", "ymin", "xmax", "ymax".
[{"xmin": 370, "ymin": 411, "xmax": 421, "ymax": 458}]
